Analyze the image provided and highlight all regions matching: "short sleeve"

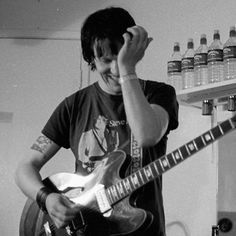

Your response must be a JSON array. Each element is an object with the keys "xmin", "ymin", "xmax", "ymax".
[
  {"xmin": 42, "ymin": 99, "xmax": 71, "ymax": 148},
  {"xmin": 144, "ymin": 81, "xmax": 179, "ymax": 133}
]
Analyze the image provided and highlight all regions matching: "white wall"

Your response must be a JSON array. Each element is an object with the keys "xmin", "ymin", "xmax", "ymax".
[
  {"xmin": 165, "ymin": 106, "xmax": 216, "ymax": 236},
  {"xmin": 1, "ymin": 1, "xmax": 236, "ymax": 235}
]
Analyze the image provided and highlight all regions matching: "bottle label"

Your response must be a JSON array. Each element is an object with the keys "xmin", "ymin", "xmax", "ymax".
[
  {"xmin": 194, "ymin": 53, "xmax": 207, "ymax": 66},
  {"xmin": 181, "ymin": 57, "xmax": 194, "ymax": 70},
  {"xmin": 208, "ymin": 49, "xmax": 223, "ymax": 62},
  {"xmin": 167, "ymin": 60, "xmax": 181, "ymax": 73},
  {"xmin": 223, "ymin": 46, "xmax": 236, "ymax": 59}
]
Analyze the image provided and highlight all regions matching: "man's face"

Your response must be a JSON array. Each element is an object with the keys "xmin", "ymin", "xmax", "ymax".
[{"xmin": 93, "ymin": 38, "xmax": 123, "ymax": 95}]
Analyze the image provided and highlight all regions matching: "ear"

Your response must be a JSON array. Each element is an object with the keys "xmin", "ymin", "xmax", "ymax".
[{"xmin": 90, "ymin": 61, "xmax": 96, "ymax": 71}]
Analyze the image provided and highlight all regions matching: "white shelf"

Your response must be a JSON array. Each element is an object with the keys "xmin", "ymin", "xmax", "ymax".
[{"xmin": 177, "ymin": 79, "xmax": 236, "ymax": 107}]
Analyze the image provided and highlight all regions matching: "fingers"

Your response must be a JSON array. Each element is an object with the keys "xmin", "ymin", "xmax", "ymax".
[
  {"xmin": 50, "ymin": 205, "xmax": 81, "ymax": 228},
  {"xmin": 47, "ymin": 194, "xmax": 81, "ymax": 228},
  {"xmin": 118, "ymin": 25, "xmax": 153, "ymax": 72},
  {"xmin": 125, "ymin": 25, "xmax": 152, "ymax": 49}
]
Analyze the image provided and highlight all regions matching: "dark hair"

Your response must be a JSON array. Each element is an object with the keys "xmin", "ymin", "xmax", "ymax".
[{"xmin": 81, "ymin": 7, "xmax": 136, "ymax": 70}]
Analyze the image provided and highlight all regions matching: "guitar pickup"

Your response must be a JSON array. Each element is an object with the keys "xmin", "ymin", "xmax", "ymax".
[{"xmin": 95, "ymin": 184, "xmax": 112, "ymax": 216}]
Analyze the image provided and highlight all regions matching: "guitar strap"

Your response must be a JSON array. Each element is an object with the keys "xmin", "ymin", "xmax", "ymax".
[
  {"xmin": 130, "ymin": 79, "xmax": 146, "ymax": 173},
  {"xmin": 130, "ymin": 132, "xmax": 143, "ymax": 173}
]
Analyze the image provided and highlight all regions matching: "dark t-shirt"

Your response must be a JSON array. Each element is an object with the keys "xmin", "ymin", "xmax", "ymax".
[{"xmin": 42, "ymin": 79, "xmax": 179, "ymax": 236}]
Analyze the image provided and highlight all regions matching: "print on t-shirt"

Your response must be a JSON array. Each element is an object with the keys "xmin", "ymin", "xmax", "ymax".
[{"xmin": 78, "ymin": 115, "xmax": 120, "ymax": 172}]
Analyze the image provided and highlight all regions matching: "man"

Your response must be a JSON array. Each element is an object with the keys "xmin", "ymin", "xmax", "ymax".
[{"xmin": 15, "ymin": 6, "xmax": 178, "ymax": 236}]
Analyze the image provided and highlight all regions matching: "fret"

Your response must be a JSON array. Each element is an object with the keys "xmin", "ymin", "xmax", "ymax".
[
  {"xmin": 135, "ymin": 170, "xmax": 145, "ymax": 185},
  {"xmin": 171, "ymin": 153, "xmax": 177, "ymax": 165},
  {"xmin": 167, "ymin": 153, "xmax": 176, "ymax": 167},
  {"xmin": 209, "ymin": 130, "xmax": 215, "ymax": 141},
  {"xmin": 114, "ymin": 185, "xmax": 122, "ymax": 200},
  {"xmin": 137, "ymin": 170, "xmax": 145, "ymax": 185},
  {"xmin": 144, "ymin": 165, "xmax": 154, "ymax": 180},
  {"xmin": 139, "ymin": 169, "xmax": 148, "ymax": 183},
  {"xmin": 130, "ymin": 173, "xmax": 141, "ymax": 189},
  {"xmin": 184, "ymin": 144, "xmax": 191, "ymax": 156},
  {"xmin": 211, "ymin": 125, "xmax": 223, "ymax": 139},
  {"xmin": 172, "ymin": 149, "xmax": 183, "ymax": 164},
  {"xmin": 220, "ymin": 119, "xmax": 234, "ymax": 133},
  {"xmin": 193, "ymin": 140, "xmax": 199, "ymax": 150},
  {"xmin": 110, "ymin": 186, "xmax": 119, "ymax": 201},
  {"xmin": 123, "ymin": 178, "xmax": 133, "ymax": 194},
  {"xmin": 159, "ymin": 156, "xmax": 171, "ymax": 171},
  {"xmin": 218, "ymin": 124, "xmax": 224, "ymax": 135},
  {"xmin": 153, "ymin": 160, "xmax": 163, "ymax": 175},
  {"xmin": 149, "ymin": 162, "xmax": 159, "ymax": 177},
  {"xmin": 164, "ymin": 155, "xmax": 171, "ymax": 168},
  {"xmin": 116, "ymin": 181, "xmax": 126, "ymax": 198},
  {"xmin": 200, "ymin": 135, "xmax": 206, "ymax": 146},
  {"xmin": 107, "ymin": 188, "xmax": 115, "ymax": 203},
  {"xmin": 186, "ymin": 141, "xmax": 198, "ymax": 154},
  {"xmin": 153, "ymin": 161, "xmax": 160, "ymax": 176},
  {"xmin": 194, "ymin": 136, "xmax": 206, "ymax": 150},
  {"xmin": 202, "ymin": 131, "xmax": 214, "ymax": 144},
  {"xmin": 229, "ymin": 117, "xmax": 236, "ymax": 128},
  {"xmin": 158, "ymin": 159, "xmax": 165, "ymax": 172},
  {"xmin": 179, "ymin": 146, "xmax": 189, "ymax": 160}
]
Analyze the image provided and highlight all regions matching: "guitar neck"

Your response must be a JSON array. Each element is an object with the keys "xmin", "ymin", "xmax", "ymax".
[{"xmin": 106, "ymin": 116, "xmax": 236, "ymax": 205}]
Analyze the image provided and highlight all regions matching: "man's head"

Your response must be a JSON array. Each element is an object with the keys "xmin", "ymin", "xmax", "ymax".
[{"xmin": 81, "ymin": 7, "xmax": 136, "ymax": 70}]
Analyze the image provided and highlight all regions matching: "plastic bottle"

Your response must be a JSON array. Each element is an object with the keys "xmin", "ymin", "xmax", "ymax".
[
  {"xmin": 182, "ymin": 38, "xmax": 195, "ymax": 89},
  {"xmin": 167, "ymin": 42, "xmax": 182, "ymax": 91},
  {"xmin": 223, "ymin": 26, "xmax": 236, "ymax": 80},
  {"xmin": 194, "ymin": 34, "xmax": 208, "ymax": 86},
  {"xmin": 207, "ymin": 30, "xmax": 224, "ymax": 83}
]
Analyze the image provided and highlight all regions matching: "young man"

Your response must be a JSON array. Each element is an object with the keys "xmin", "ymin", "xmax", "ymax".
[{"xmin": 15, "ymin": 7, "xmax": 178, "ymax": 236}]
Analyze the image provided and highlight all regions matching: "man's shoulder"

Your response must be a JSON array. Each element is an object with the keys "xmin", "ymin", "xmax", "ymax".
[
  {"xmin": 66, "ymin": 82, "xmax": 97, "ymax": 101},
  {"xmin": 140, "ymin": 79, "xmax": 175, "ymax": 93}
]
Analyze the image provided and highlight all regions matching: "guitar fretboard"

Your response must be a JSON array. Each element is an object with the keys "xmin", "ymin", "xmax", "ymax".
[{"xmin": 106, "ymin": 116, "xmax": 236, "ymax": 205}]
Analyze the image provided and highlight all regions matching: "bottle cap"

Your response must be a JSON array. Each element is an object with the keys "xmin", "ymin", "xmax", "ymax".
[
  {"xmin": 187, "ymin": 38, "xmax": 194, "ymax": 49},
  {"xmin": 213, "ymin": 30, "xmax": 220, "ymax": 40},
  {"xmin": 173, "ymin": 42, "xmax": 180, "ymax": 52},
  {"xmin": 200, "ymin": 34, "xmax": 207, "ymax": 44},
  {"xmin": 229, "ymin": 26, "xmax": 236, "ymax": 37}
]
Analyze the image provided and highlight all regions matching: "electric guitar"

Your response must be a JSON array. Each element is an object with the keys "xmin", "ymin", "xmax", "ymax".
[{"xmin": 20, "ymin": 115, "xmax": 236, "ymax": 236}]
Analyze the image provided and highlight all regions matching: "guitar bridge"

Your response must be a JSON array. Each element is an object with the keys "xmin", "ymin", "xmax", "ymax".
[
  {"xmin": 95, "ymin": 184, "xmax": 112, "ymax": 216},
  {"xmin": 66, "ymin": 210, "xmax": 86, "ymax": 235}
]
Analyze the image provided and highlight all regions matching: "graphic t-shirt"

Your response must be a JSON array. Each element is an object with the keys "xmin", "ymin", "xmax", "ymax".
[{"xmin": 42, "ymin": 79, "xmax": 179, "ymax": 236}]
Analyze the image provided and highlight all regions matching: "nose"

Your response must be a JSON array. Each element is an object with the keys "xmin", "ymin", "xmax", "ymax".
[{"xmin": 110, "ymin": 60, "xmax": 119, "ymax": 76}]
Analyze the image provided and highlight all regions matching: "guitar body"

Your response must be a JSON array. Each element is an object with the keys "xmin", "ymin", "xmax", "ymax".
[{"xmin": 20, "ymin": 150, "xmax": 153, "ymax": 236}]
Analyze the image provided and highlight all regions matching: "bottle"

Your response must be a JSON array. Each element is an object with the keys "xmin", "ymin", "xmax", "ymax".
[
  {"xmin": 223, "ymin": 26, "xmax": 236, "ymax": 80},
  {"xmin": 167, "ymin": 42, "xmax": 182, "ymax": 91},
  {"xmin": 182, "ymin": 38, "xmax": 195, "ymax": 89},
  {"xmin": 207, "ymin": 30, "xmax": 224, "ymax": 83},
  {"xmin": 194, "ymin": 34, "xmax": 208, "ymax": 86}
]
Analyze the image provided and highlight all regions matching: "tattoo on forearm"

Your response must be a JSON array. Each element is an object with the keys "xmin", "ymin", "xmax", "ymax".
[{"xmin": 31, "ymin": 135, "xmax": 52, "ymax": 154}]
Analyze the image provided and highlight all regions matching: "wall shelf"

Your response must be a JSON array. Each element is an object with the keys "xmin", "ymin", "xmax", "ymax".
[{"xmin": 177, "ymin": 79, "xmax": 236, "ymax": 108}]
